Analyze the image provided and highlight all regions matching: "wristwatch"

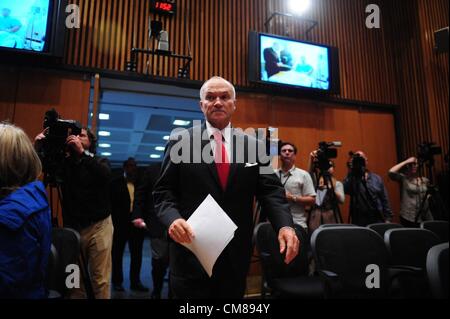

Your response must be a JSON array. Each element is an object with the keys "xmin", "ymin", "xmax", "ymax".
[{"xmin": 292, "ymin": 195, "xmax": 298, "ymax": 203}]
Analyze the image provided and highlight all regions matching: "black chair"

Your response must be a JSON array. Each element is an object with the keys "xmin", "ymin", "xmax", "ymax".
[
  {"xmin": 254, "ymin": 222, "xmax": 324, "ymax": 298},
  {"xmin": 384, "ymin": 228, "xmax": 439, "ymax": 298},
  {"xmin": 311, "ymin": 226, "xmax": 390, "ymax": 298},
  {"xmin": 318, "ymin": 223, "xmax": 358, "ymax": 229},
  {"xmin": 48, "ymin": 228, "xmax": 83, "ymax": 298},
  {"xmin": 46, "ymin": 244, "xmax": 61, "ymax": 298},
  {"xmin": 426, "ymin": 242, "xmax": 449, "ymax": 299},
  {"xmin": 421, "ymin": 221, "xmax": 449, "ymax": 243},
  {"xmin": 367, "ymin": 223, "xmax": 403, "ymax": 239}
]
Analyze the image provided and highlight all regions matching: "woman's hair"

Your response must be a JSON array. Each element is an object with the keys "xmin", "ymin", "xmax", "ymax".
[{"xmin": 0, "ymin": 122, "xmax": 42, "ymax": 198}]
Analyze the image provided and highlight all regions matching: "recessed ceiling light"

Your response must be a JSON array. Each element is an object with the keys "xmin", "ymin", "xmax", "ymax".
[
  {"xmin": 155, "ymin": 146, "xmax": 165, "ymax": 151},
  {"xmin": 99, "ymin": 143, "xmax": 111, "ymax": 148},
  {"xmin": 98, "ymin": 131, "xmax": 111, "ymax": 137},
  {"xmin": 173, "ymin": 120, "xmax": 191, "ymax": 126},
  {"xmin": 101, "ymin": 152, "xmax": 112, "ymax": 156},
  {"xmin": 163, "ymin": 135, "xmax": 170, "ymax": 140},
  {"xmin": 99, "ymin": 113, "xmax": 110, "ymax": 120},
  {"xmin": 150, "ymin": 154, "xmax": 161, "ymax": 159}
]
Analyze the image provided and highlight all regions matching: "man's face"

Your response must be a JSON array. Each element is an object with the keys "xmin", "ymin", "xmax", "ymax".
[
  {"xmin": 124, "ymin": 160, "xmax": 137, "ymax": 179},
  {"xmin": 78, "ymin": 129, "xmax": 91, "ymax": 150},
  {"xmin": 200, "ymin": 79, "xmax": 236, "ymax": 130},
  {"xmin": 280, "ymin": 144, "xmax": 296, "ymax": 165}
]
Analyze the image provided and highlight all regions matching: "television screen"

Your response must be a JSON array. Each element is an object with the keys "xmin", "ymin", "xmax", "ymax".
[
  {"xmin": 0, "ymin": 0, "xmax": 51, "ymax": 52},
  {"xmin": 249, "ymin": 32, "xmax": 340, "ymax": 93}
]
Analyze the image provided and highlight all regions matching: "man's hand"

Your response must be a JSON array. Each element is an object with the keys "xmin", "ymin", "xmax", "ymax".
[
  {"xmin": 168, "ymin": 218, "xmax": 195, "ymax": 244},
  {"xmin": 278, "ymin": 226, "xmax": 299, "ymax": 264},
  {"xmin": 132, "ymin": 218, "xmax": 147, "ymax": 229},
  {"xmin": 66, "ymin": 135, "xmax": 84, "ymax": 155}
]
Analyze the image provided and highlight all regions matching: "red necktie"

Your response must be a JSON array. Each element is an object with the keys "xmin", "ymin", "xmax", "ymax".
[{"xmin": 213, "ymin": 131, "xmax": 230, "ymax": 191}]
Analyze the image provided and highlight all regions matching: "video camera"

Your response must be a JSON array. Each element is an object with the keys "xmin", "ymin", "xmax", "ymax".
[
  {"xmin": 315, "ymin": 141, "xmax": 341, "ymax": 172},
  {"xmin": 348, "ymin": 151, "xmax": 366, "ymax": 177},
  {"xmin": 417, "ymin": 142, "xmax": 442, "ymax": 165},
  {"xmin": 41, "ymin": 109, "xmax": 82, "ymax": 185}
]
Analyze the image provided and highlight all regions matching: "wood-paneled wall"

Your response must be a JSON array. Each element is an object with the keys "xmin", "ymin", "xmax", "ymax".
[
  {"xmin": 64, "ymin": 0, "xmax": 448, "ymax": 171},
  {"xmin": 384, "ymin": 0, "xmax": 448, "ymax": 172},
  {"xmin": 65, "ymin": 0, "xmax": 401, "ymax": 104}
]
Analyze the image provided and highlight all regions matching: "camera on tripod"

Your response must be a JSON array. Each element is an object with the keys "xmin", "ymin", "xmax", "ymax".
[
  {"xmin": 315, "ymin": 141, "xmax": 341, "ymax": 172},
  {"xmin": 417, "ymin": 142, "xmax": 442, "ymax": 165},
  {"xmin": 348, "ymin": 151, "xmax": 367, "ymax": 177},
  {"xmin": 41, "ymin": 109, "xmax": 82, "ymax": 185}
]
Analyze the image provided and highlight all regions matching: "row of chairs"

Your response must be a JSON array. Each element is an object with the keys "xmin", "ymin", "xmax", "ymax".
[{"xmin": 254, "ymin": 221, "xmax": 448, "ymax": 299}]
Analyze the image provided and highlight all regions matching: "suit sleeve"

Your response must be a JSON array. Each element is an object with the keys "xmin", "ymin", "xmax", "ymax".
[{"xmin": 152, "ymin": 140, "xmax": 182, "ymax": 228}]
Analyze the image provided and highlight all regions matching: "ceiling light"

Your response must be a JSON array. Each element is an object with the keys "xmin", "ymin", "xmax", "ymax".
[
  {"xmin": 101, "ymin": 152, "xmax": 112, "ymax": 156},
  {"xmin": 288, "ymin": 0, "xmax": 311, "ymax": 16},
  {"xmin": 173, "ymin": 119, "xmax": 191, "ymax": 126},
  {"xmin": 150, "ymin": 154, "xmax": 161, "ymax": 159},
  {"xmin": 99, "ymin": 113, "xmax": 110, "ymax": 120},
  {"xmin": 163, "ymin": 135, "xmax": 170, "ymax": 140},
  {"xmin": 98, "ymin": 131, "xmax": 111, "ymax": 137},
  {"xmin": 99, "ymin": 143, "xmax": 111, "ymax": 148},
  {"xmin": 155, "ymin": 146, "xmax": 165, "ymax": 151}
]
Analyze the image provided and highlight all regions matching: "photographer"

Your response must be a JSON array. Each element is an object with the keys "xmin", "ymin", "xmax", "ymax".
[
  {"xmin": 308, "ymin": 151, "xmax": 345, "ymax": 232},
  {"xmin": 389, "ymin": 157, "xmax": 432, "ymax": 227},
  {"xmin": 35, "ymin": 125, "xmax": 113, "ymax": 299},
  {"xmin": 276, "ymin": 142, "xmax": 316, "ymax": 230},
  {"xmin": 343, "ymin": 151, "xmax": 393, "ymax": 226}
]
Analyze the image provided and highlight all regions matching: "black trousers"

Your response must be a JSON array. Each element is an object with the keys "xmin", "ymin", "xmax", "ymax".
[{"xmin": 111, "ymin": 224, "xmax": 145, "ymax": 286}]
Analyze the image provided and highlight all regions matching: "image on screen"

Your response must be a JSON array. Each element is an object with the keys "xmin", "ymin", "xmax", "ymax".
[
  {"xmin": 260, "ymin": 35, "xmax": 330, "ymax": 90},
  {"xmin": 0, "ymin": 0, "xmax": 50, "ymax": 52}
]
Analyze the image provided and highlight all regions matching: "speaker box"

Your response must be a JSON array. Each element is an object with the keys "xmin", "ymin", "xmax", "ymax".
[{"xmin": 434, "ymin": 27, "xmax": 449, "ymax": 53}]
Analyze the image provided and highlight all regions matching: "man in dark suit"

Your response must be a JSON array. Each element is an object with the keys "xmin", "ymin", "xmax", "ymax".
[
  {"xmin": 153, "ymin": 76, "xmax": 299, "ymax": 298},
  {"xmin": 263, "ymin": 42, "xmax": 292, "ymax": 78},
  {"xmin": 132, "ymin": 162, "xmax": 170, "ymax": 299},
  {"xmin": 110, "ymin": 158, "xmax": 148, "ymax": 292}
]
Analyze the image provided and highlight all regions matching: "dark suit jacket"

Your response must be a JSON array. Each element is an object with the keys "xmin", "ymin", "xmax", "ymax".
[
  {"xmin": 263, "ymin": 47, "xmax": 280, "ymax": 78},
  {"xmin": 110, "ymin": 175, "xmax": 133, "ymax": 231},
  {"xmin": 132, "ymin": 163, "xmax": 166, "ymax": 238},
  {"xmin": 153, "ymin": 124, "xmax": 293, "ymax": 287}
]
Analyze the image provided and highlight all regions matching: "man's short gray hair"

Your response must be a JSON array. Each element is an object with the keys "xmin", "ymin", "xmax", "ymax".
[{"xmin": 199, "ymin": 76, "xmax": 236, "ymax": 101}]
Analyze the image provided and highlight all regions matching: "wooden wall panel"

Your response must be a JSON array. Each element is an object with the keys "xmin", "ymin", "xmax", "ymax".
[
  {"xmin": 233, "ymin": 92, "xmax": 400, "ymax": 223},
  {"xmin": 64, "ymin": 0, "xmax": 401, "ymax": 105},
  {"xmin": 384, "ymin": 0, "xmax": 448, "ymax": 173}
]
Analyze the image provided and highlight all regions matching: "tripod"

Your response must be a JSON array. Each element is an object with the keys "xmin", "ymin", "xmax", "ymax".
[
  {"xmin": 310, "ymin": 169, "xmax": 343, "ymax": 228},
  {"xmin": 415, "ymin": 159, "xmax": 447, "ymax": 223},
  {"xmin": 348, "ymin": 170, "xmax": 384, "ymax": 226},
  {"xmin": 43, "ymin": 172, "xmax": 96, "ymax": 300}
]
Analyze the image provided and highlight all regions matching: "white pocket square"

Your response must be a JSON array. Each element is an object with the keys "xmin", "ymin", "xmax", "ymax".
[{"xmin": 245, "ymin": 162, "xmax": 258, "ymax": 168}]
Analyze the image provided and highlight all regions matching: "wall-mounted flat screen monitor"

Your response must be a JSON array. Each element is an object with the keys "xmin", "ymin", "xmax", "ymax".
[
  {"xmin": 249, "ymin": 31, "xmax": 340, "ymax": 93},
  {"xmin": 0, "ymin": 0, "xmax": 66, "ymax": 56}
]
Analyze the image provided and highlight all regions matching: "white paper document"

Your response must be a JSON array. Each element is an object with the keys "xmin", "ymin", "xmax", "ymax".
[{"xmin": 181, "ymin": 194, "xmax": 238, "ymax": 277}]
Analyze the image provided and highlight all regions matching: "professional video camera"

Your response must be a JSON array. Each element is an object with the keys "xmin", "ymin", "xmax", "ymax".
[
  {"xmin": 41, "ymin": 109, "xmax": 82, "ymax": 185},
  {"xmin": 417, "ymin": 142, "xmax": 442, "ymax": 165},
  {"xmin": 348, "ymin": 151, "xmax": 366, "ymax": 177},
  {"xmin": 315, "ymin": 141, "xmax": 341, "ymax": 172}
]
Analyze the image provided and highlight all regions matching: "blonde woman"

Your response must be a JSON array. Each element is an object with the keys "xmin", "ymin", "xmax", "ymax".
[{"xmin": 0, "ymin": 122, "xmax": 51, "ymax": 298}]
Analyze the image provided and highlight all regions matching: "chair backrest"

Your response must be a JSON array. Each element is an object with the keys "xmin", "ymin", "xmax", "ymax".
[
  {"xmin": 255, "ymin": 222, "xmax": 309, "ymax": 285},
  {"xmin": 311, "ymin": 226, "xmax": 390, "ymax": 298},
  {"xmin": 367, "ymin": 223, "xmax": 403, "ymax": 239},
  {"xmin": 421, "ymin": 221, "xmax": 449, "ymax": 244},
  {"xmin": 50, "ymin": 228, "xmax": 81, "ymax": 298},
  {"xmin": 426, "ymin": 242, "xmax": 449, "ymax": 299},
  {"xmin": 384, "ymin": 228, "xmax": 439, "ymax": 269},
  {"xmin": 318, "ymin": 223, "xmax": 358, "ymax": 229}
]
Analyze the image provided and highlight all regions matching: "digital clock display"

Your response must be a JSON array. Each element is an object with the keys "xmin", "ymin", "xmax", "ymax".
[{"xmin": 150, "ymin": 1, "xmax": 176, "ymax": 15}]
